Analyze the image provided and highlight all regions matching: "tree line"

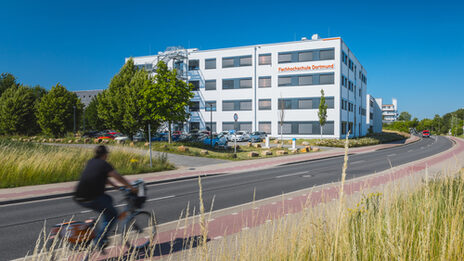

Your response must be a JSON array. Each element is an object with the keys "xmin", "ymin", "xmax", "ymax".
[
  {"xmin": 0, "ymin": 59, "xmax": 194, "ymax": 139},
  {"xmin": 384, "ymin": 110, "xmax": 464, "ymax": 136}
]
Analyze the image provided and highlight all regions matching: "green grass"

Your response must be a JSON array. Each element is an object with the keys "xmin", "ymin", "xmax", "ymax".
[
  {"xmin": 0, "ymin": 139, "xmax": 174, "ymax": 188},
  {"xmin": 314, "ymin": 131, "xmax": 409, "ymax": 148}
]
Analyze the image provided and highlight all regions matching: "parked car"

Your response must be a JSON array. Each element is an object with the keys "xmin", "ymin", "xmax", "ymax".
[
  {"xmin": 249, "ymin": 131, "xmax": 267, "ymax": 142},
  {"xmin": 151, "ymin": 133, "xmax": 168, "ymax": 142},
  {"xmin": 422, "ymin": 130, "xmax": 430, "ymax": 138},
  {"xmin": 133, "ymin": 131, "xmax": 145, "ymax": 142},
  {"xmin": 114, "ymin": 133, "xmax": 130, "ymax": 142},
  {"xmin": 220, "ymin": 131, "xmax": 232, "ymax": 141},
  {"xmin": 97, "ymin": 133, "xmax": 115, "ymax": 140},
  {"xmin": 229, "ymin": 131, "xmax": 248, "ymax": 142},
  {"xmin": 203, "ymin": 134, "xmax": 228, "ymax": 147}
]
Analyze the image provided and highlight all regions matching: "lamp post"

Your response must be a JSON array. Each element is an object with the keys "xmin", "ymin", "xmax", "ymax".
[{"xmin": 210, "ymin": 103, "xmax": 213, "ymax": 147}]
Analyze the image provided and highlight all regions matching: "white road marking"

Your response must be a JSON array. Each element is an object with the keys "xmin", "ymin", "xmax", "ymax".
[
  {"xmin": 276, "ymin": 171, "xmax": 308, "ymax": 178},
  {"xmin": 302, "ymin": 175, "xmax": 312, "ymax": 178},
  {"xmin": 115, "ymin": 203, "xmax": 127, "ymax": 207},
  {"xmin": 350, "ymin": 160, "xmax": 365, "ymax": 165},
  {"xmin": 147, "ymin": 195, "xmax": 175, "ymax": 202},
  {"xmin": 387, "ymin": 154, "xmax": 396, "ymax": 157},
  {"xmin": 80, "ymin": 210, "xmax": 92, "ymax": 214},
  {"xmin": 408, "ymin": 150, "xmax": 413, "ymax": 152}
]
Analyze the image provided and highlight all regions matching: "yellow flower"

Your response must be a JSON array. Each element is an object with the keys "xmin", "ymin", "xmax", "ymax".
[{"xmin": 130, "ymin": 158, "xmax": 138, "ymax": 163}]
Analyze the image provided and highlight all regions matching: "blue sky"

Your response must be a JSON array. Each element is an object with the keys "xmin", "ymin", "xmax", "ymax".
[{"xmin": 1, "ymin": 0, "xmax": 463, "ymax": 119}]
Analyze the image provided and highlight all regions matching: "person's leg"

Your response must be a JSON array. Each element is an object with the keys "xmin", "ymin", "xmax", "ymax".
[{"xmin": 78, "ymin": 194, "xmax": 118, "ymax": 247}]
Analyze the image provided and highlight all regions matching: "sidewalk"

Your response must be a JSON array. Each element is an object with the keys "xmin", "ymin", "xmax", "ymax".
[{"xmin": 0, "ymin": 136, "xmax": 419, "ymax": 204}]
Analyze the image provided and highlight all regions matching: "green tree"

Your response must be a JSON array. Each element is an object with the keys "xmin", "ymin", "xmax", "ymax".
[
  {"xmin": 84, "ymin": 95, "xmax": 104, "ymax": 131},
  {"xmin": 139, "ymin": 61, "xmax": 194, "ymax": 143},
  {"xmin": 398, "ymin": 111, "xmax": 412, "ymax": 121},
  {"xmin": 318, "ymin": 89, "xmax": 328, "ymax": 139},
  {"xmin": 98, "ymin": 58, "xmax": 141, "ymax": 137},
  {"xmin": 0, "ymin": 73, "xmax": 18, "ymax": 97},
  {"xmin": 30, "ymin": 85, "xmax": 47, "ymax": 102},
  {"xmin": 36, "ymin": 83, "xmax": 83, "ymax": 137},
  {"xmin": 0, "ymin": 85, "xmax": 37, "ymax": 135}
]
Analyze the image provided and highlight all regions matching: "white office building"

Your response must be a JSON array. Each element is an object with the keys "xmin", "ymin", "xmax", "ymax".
[
  {"xmin": 366, "ymin": 94, "xmax": 383, "ymax": 133},
  {"xmin": 376, "ymin": 98, "xmax": 398, "ymax": 123},
  {"xmin": 129, "ymin": 34, "xmax": 371, "ymax": 139}
]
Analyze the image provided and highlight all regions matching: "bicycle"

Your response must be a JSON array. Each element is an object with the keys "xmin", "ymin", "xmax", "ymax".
[{"xmin": 50, "ymin": 179, "xmax": 156, "ymax": 252}]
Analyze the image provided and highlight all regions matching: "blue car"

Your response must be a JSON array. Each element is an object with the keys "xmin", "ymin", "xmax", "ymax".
[
  {"xmin": 249, "ymin": 131, "xmax": 267, "ymax": 142},
  {"xmin": 203, "ymin": 134, "xmax": 228, "ymax": 147}
]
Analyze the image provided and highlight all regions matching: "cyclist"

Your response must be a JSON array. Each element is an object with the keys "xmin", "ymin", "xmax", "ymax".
[{"xmin": 74, "ymin": 145, "xmax": 137, "ymax": 249}]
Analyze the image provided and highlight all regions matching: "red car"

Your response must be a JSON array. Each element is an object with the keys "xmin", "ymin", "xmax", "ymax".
[
  {"xmin": 97, "ymin": 134, "xmax": 115, "ymax": 140},
  {"xmin": 422, "ymin": 130, "xmax": 430, "ymax": 138}
]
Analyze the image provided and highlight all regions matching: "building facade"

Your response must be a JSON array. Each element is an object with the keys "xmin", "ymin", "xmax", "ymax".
[
  {"xmin": 376, "ymin": 98, "xmax": 398, "ymax": 123},
  {"xmin": 129, "ymin": 35, "xmax": 371, "ymax": 139},
  {"xmin": 366, "ymin": 94, "xmax": 383, "ymax": 133},
  {"xmin": 74, "ymin": 90, "xmax": 103, "ymax": 107}
]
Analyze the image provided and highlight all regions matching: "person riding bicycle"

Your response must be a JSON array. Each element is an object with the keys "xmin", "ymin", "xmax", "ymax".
[{"xmin": 74, "ymin": 145, "xmax": 137, "ymax": 249}]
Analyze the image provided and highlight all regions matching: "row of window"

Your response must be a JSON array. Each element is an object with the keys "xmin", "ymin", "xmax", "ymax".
[
  {"xmin": 187, "ymin": 48, "xmax": 335, "ymax": 71},
  {"xmin": 209, "ymin": 121, "xmax": 335, "ymax": 135},
  {"xmin": 190, "ymin": 72, "xmax": 334, "ymax": 91},
  {"xmin": 192, "ymin": 97, "xmax": 335, "ymax": 112},
  {"xmin": 341, "ymin": 99, "xmax": 355, "ymax": 112}
]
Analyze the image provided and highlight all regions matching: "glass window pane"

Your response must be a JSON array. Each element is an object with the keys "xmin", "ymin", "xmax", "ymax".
[
  {"xmin": 240, "ymin": 100, "xmax": 252, "ymax": 110},
  {"xmin": 190, "ymin": 80, "xmax": 200, "ymax": 91},
  {"xmin": 259, "ymin": 77, "xmax": 271, "ymax": 88},
  {"xmin": 240, "ymin": 78, "xmax": 252, "ymax": 88},
  {"xmin": 205, "ymin": 101, "xmax": 216, "ymax": 111},
  {"xmin": 278, "ymin": 53, "xmax": 292, "ymax": 63},
  {"xmin": 259, "ymin": 122, "xmax": 271, "ymax": 134},
  {"xmin": 240, "ymin": 123, "xmax": 252, "ymax": 132},
  {"xmin": 320, "ymin": 74, "xmax": 334, "ymax": 84},
  {"xmin": 259, "ymin": 99, "xmax": 271, "ymax": 110},
  {"xmin": 298, "ymin": 99, "xmax": 312, "ymax": 109},
  {"xmin": 259, "ymin": 54, "xmax": 271, "ymax": 65},
  {"xmin": 326, "ymin": 97, "xmax": 334, "ymax": 108},
  {"xmin": 299, "ymin": 75, "xmax": 313, "ymax": 86},
  {"xmin": 223, "ymin": 123, "xmax": 235, "ymax": 131},
  {"xmin": 205, "ymin": 59, "xmax": 216, "ymax": 69},
  {"xmin": 322, "ymin": 122, "xmax": 334, "ymax": 135},
  {"xmin": 281, "ymin": 123, "xmax": 292, "ymax": 134},
  {"xmin": 284, "ymin": 100, "xmax": 293, "ymax": 109},
  {"xmin": 222, "ymin": 58, "xmax": 234, "ymax": 68},
  {"xmin": 319, "ymin": 49, "xmax": 334, "ymax": 60},
  {"xmin": 298, "ymin": 51, "xmax": 313, "ymax": 62},
  {"xmin": 205, "ymin": 80, "xmax": 216, "ymax": 90},
  {"xmin": 278, "ymin": 76, "xmax": 292, "ymax": 86},
  {"xmin": 299, "ymin": 123, "xmax": 312, "ymax": 134},
  {"xmin": 190, "ymin": 101, "xmax": 200, "ymax": 111},
  {"xmin": 239, "ymin": 56, "xmax": 252, "ymax": 66},
  {"xmin": 188, "ymin": 60, "xmax": 199, "ymax": 70},
  {"xmin": 222, "ymin": 79, "xmax": 234, "ymax": 89},
  {"xmin": 222, "ymin": 102, "xmax": 234, "ymax": 111}
]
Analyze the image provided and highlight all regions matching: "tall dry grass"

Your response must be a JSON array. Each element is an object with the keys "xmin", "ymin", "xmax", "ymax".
[{"xmin": 0, "ymin": 139, "xmax": 174, "ymax": 188}]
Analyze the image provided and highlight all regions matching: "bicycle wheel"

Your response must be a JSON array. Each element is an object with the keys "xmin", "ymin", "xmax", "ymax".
[{"xmin": 122, "ymin": 211, "xmax": 156, "ymax": 251}]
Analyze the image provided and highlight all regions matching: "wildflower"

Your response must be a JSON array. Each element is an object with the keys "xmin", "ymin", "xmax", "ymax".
[{"xmin": 130, "ymin": 158, "xmax": 138, "ymax": 163}]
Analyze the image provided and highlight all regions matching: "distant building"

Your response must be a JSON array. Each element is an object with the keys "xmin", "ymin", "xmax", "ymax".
[
  {"xmin": 74, "ymin": 90, "xmax": 103, "ymax": 107},
  {"xmin": 366, "ymin": 94, "xmax": 382, "ymax": 133},
  {"xmin": 376, "ymin": 98, "xmax": 398, "ymax": 123}
]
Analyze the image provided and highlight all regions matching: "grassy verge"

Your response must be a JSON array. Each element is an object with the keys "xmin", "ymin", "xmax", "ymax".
[
  {"xmin": 314, "ymin": 131, "xmax": 409, "ymax": 148},
  {"xmin": 0, "ymin": 139, "xmax": 174, "ymax": 188}
]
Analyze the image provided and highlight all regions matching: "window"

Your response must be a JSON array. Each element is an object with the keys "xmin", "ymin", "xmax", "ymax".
[
  {"xmin": 319, "ymin": 74, "xmax": 334, "ymax": 85},
  {"xmin": 278, "ymin": 53, "xmax": 292, "ymax": 63},
  {"xmin": 298, "ymin": 75, "xmax": 313, "ymax": 86},
  {"xmin": 278, "ymin": 48, "xmax": 335, "ymax": 64},
  {"xmin": 205, "ymin": 80, "xmax": 216, "ymax": 90},
  {"xmin": 258, "ymin": 99, "xmax": 271, "ymax": 110},
  {"xmin": 239, "ymin": 56, "xmax": 252, "ymax": 66},
  {"xmin": 259, "ymin": 54, "xmax": 271, "ymax": 65},
  {"xmin": 259, "ymin": 122, "xmax": 271, "ymax": 134},
  {"xmin": 341, "ymin": 122, "xmax": 347, "ymax": 135},
  {"xmin": 298, "ymin": 51, "xmax": 313, "ymax": 62},
  {"xmin": 190, "ymin": 101, "xmax": 200, "ymax": 111},
  {"xmin": 259, "ymin": 76, "xmax": 271, "ymax": 88},
  {"xmin": 190, "ymin": 122, "xmax": 200, "ymax": 131},
  {"xmin": 278, "ymin": 73, "xmax": 334, "ymax": 87},
  {"xmin": 319, "ymin": 49, "xmax": 335, "ymax": 60},
  {"xmin": 223, "ymin": 122, "xmax": 252, "ymax": 132},
  {"xmin": 278, "ymin": 121, "xmax": 334, "ymax": 135},
  {"xmin": 222, "ymin": 78, "xmax": 252, "ymax": 89},
  {"xmin": 190, "ymin": 80, "xmax": 200, "ymax": 91},
  {"xmin": 240, "ymin": 78, "xmax": 252, "ymax": 88},
  {"xmin": 348, "ymin": 122, "xmax": 353, "ymax": 133},
  {"xmin": 188, "ymin": 60, "xmax": 199, "ymax": 70},
  {"xmin": 278, "ymin": 97, "xmax": 334, "ymax": 110},
  {"xmin": 205, "ymin": 122, "xmax": 217, "ymax": 133},
  {"xmin": 222, "ymin": 55, "xmax": 252, "ymax": 68},
  {"xmin": 205, "ymin": 58, "xmax": 216, "ymax": 69},
  {"xmin": 222, "ymin": 79, "xmax": 234, "ymax": 89},
  {"xmin": 278, "ymin": 76, "xmax": 292, "ymax": 86},
  {"xmin": 205, "ymin": 101, "xmax": 216, "ymax": 111},
  {"xmin": 222, "ymin": 57, "xmax": 234, "ymax": 68},
  {"xmin": 222, "ymin": 100, "xmax": 252, "ymax": 111}
]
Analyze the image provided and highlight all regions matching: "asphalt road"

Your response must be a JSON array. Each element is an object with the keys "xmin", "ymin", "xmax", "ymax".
[{"xmin": 0, "ymin": 136, "xmax": 452, "ymax": 260}]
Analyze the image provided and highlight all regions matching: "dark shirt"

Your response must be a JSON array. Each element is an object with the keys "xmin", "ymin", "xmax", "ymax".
[{"xmin": 75, "ymin": 158, "xmax": 114, "ymax": 200}]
